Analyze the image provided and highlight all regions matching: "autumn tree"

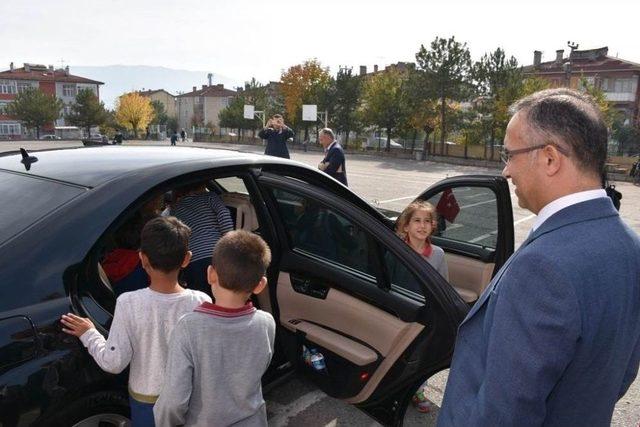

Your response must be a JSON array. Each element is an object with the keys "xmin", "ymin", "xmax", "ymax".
[
  {"xmin": 331, "ymin": 67, "xmax": 362, "ymax": 148},
  {"xmin": 360, "ymin": 68, "xmax": 409, "ymax": 152},
  {"xmin": 280, "ymin": 59, "xmax": 331, "ymax": 140},
  {"xmin": 415, "ymin": 36, "xmax": 472, "ymax": 155},
  {"xmin": 115, "ymin": 92, "xmax": 154, "ymax": 138},
  {"xmin": 6, "ymin": 88, "xmax": 63, "ymax": 139},
  {"xmin": 66, "ymin": 88, "xmax": 108, "ymax": 137}
]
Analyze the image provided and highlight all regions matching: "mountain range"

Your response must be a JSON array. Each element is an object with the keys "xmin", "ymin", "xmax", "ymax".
[{"xmin": 73, "ymin": 65, "xmax": 243, "ymax": 109}]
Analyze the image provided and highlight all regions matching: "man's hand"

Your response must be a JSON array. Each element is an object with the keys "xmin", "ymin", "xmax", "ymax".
[
  {"xmin": 61, "ymin": 313, "xmax": 95, "ymax": 337},
  {"xmin": 318, "ymin": 162, "xmax": 328, "ymax": 171}
]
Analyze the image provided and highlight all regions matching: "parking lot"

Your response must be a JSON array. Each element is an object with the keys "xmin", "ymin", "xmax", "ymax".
[{"xmin": 2, "ymin": 139, "xmax": 639, "ymax": 426}]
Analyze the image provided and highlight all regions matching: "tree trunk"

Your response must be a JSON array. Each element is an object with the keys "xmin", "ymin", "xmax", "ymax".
[
  {"xmin": 304, "ymin": 124, "xmax": 309, "ymax": 143},
  {"xmin": 490, "ymin": 123, "xmax": 496, "ymax": 160},
  {"xmin": 440, "ymin": 95, "xmax": 446, "ymax": 156},
  {"xmin": 36, "ymin": 126, "xmax": 40, "ymax": 140},
  {"xmin": 344, "ymin": 128, "xmax": 350, "ymax": 149},
  {"xmin": 87, "ymin": 125, "xmax": 91, "ymax": 138},
  {"xmin": 421, "ymin": 130, "xmax": 432, "ymax": 161},
  {"xmin": 411, "ymin": 129, "xmax": 417, "ymax": 153},
  {"xmin": 464, "ymin": 143, "xmax": 468, "ymax": 159},
  {"xmin": 386, "ymin": 127, "xmax": 391, "ymax": 152}
]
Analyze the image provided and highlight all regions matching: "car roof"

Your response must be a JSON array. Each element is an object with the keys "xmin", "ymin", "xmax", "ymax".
[{"xmin": 0, "ymin": 146, "xmax": 297, "ymax": 187}]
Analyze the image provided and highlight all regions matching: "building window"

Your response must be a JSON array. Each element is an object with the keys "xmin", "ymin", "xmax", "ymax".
[
  {"xmin": 62, "ymin": 84, "xmax": 77, "ymax": 97},
  {"xmin": 0, "ymin": 80, "xmax": 17, "ymax": 95},
  {"xmin": 17, "ymin": 81, "xmax": 36, "ymax": 93},
  {"xmin": 0, "ymin": 101, "xmax": 9, "ymax": 114},
  {"xmin": 602, "ymin": 78, "xmax": 636, "ymax": 93},
  {"xmin": 0, "ymin": 123, "xmax": 22, "ymax": 135}
]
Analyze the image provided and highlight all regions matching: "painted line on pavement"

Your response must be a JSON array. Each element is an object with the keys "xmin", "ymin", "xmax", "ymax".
[{"xmin": 268, "ymin": 390, "xmax": 327, "ymax": 426}]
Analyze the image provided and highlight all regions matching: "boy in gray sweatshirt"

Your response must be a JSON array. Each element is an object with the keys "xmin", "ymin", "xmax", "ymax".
[{"xmin": 154, "ymin": 230, "xmax": 276, "ymax": 427}]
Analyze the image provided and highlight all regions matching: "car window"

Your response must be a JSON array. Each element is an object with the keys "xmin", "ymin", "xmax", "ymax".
[
  {"xmin": 0, "ymin": 171, "xmax": 85, "ymax": 244},
  {"xmin": 267, "ymin": 187, "xmax": 376, "ymax": 278},
  {"xmin": 423, "ymin": 186, "xmax": 498, "ymax": 249},
  {"xmin": 383, "ymin": 247, "xmax": 427, "ymax": 299},
  {"xmin": 215, "ymin": 176, "xmax": 249, "ymax": 195}
]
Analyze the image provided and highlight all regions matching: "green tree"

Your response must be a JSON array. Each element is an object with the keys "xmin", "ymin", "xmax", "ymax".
[
  {"xmin": 218, "ymin": 96, "xmax": 246, "ymax": 140},
  {"xmin": 402, "ymin": 66, "xmax": 441, "ymax": 159},
  {"xmin": 240, "ymin": 78, "xmax": 269, "ymax": 132},
  {"xmin": 150, "ymin": 100, "xmax": 169, "ymax": 125},
  {"xmin": 360, "ymin": 69, "xmax": 408, "ymax": 152},
  {"xmin": 473, "ymin": 48, "xmax": 521, "ymax": 158},
  {"xmin": 331, "ymin": 67, "xmax": 362, "ymax": 148},
  {"xmin": 66, "ymin": 88, "xmax": 108, "ymax": 137},
  {"xmin": 415, "ymin": 36, "xmax": 472, "ymax": 155},
  {"xmin": 6, "ymin": 88, "xmax": 63, "ymax": 139}
]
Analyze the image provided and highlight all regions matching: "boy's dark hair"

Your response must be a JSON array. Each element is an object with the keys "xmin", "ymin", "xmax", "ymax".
[
  {"xmin": 272, "ymin": 114, "xmax": 283, "ymax": 119},
  {"xmin": 140, "ymin": 216, "xmax": 191, "ymax": 273},
  {"xmin": 212, "ymin": 230, "xmax": 271, "ymax": 293}
]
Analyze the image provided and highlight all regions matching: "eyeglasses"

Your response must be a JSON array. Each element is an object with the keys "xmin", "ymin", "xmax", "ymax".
[{"xmin": 500, "ymin": 143, "xmax": 569, "ymax": 164}]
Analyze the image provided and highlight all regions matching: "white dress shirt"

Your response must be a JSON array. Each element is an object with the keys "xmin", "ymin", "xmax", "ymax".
[{"xmin": 531, "ymin": 189, "xmax": 607, "ymax": 232}]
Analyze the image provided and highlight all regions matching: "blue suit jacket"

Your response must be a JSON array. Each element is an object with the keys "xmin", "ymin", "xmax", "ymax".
[
  {"xmin": 438, "ymin": 197, "xmax": 640, "ymax": 427},
  {"xmin": 321, "ymin": 143, "xmax": 347, "ymax": 186}
]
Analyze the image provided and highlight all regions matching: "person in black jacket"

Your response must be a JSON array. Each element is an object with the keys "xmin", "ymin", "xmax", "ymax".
[
  {"xmin": 258, "ymin": 114, "xmax": 294, "ymax": 159},
  {"xmin": 318, "ymin": 128, "xmax": 348, "ymax": 186}
]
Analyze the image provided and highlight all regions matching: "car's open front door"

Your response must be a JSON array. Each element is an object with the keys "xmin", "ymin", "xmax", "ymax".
[
  {"xmin": 412, "ymin": 174, "xmax": 515, "ymax": 304},
  {"xmin": 255, "ymin": 172, "xmax": 471, "ymax": 426}
]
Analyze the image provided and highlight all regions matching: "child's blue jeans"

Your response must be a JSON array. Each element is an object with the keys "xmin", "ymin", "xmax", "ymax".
[{"xmin": 129, "ymin": 395, "xmax": 155, "ymax": 427}]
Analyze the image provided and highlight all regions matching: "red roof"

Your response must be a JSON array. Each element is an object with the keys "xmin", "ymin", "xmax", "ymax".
[
  {"xmin": 176, "ymin": 84, "xmax": 236, "ymax": 98},
  {"xmin": 524, "ymin": 47, "xmax": 640, "ymax": 75},
  {"xmin": 0, "ymin": 66, "xmax": 103, "ymax": 85}
]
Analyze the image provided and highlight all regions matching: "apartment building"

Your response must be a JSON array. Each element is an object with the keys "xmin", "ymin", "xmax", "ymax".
[
  {"xmin": 0, "ymin": 63, "xmax": 103, "ymax": 138},
  {"xmin": 176, "ymin": 83, "xmax": 236, "ymax": 131}
]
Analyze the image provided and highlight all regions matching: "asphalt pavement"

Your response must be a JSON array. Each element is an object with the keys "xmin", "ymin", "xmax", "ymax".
[{"xmin": 2, "ymin": 139, "xmax": 639, "ymax": 426}]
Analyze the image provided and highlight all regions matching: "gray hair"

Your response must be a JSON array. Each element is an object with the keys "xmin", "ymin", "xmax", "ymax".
[
  {"xmin": 319, "ymin": 128, "xmax": 335, "ymax": 141},
  {"xmin": 509, "ymin": 88, "xmax": 608, "ymax": 176}
]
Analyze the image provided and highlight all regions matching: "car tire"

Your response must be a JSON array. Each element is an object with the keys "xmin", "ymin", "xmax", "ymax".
[{"xmin": 47, "ymin": 391, "xmax": 131, "ymax": 427}]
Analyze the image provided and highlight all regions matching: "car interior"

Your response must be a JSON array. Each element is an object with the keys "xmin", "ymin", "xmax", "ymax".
[{"xmin": 79, "ymin": 171, "xmax": 500, "ymax": 404}]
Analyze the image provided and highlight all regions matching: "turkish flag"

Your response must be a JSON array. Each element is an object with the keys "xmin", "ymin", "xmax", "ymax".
[{"xmin": 436, "ymin": 188, "xmax": 460, "ymax": 223}]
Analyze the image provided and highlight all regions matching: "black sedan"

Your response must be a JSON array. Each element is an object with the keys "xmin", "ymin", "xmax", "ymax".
[{"xmin": 0, "ymin": 146, "xmax": 514, "ymax": 426}]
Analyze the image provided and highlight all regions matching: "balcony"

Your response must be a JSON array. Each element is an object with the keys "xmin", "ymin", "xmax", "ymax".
[{"xmin": 605, "ymin": 92, "xmax": 636, "ymax": 102}]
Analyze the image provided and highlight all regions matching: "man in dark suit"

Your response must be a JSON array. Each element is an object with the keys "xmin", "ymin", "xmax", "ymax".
[
  {"xmin": 438, "ymin": 88, "xmax": 640, "ymax": 426},
  {"xmin": 318, "ymin": 128, "xmax": 348, "ymax": 186},
  {"xmin": 258, "ymin": 114, "xmax": 295, "ymax": 159}
]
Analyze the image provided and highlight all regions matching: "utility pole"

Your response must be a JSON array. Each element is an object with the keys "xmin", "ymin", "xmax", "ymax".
[{"xmin": 564, "ymin": 41, "xmax": 579, "ymax": 88}]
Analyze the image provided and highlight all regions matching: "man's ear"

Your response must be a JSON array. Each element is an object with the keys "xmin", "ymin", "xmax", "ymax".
[
  {"xmin": 181, "ymin": 251, "xmax": 192, "ymax": 268},
  {"xmin": 542, "ymin": 144, "xmax": 562, "ymax": 176},
  {"xmin": 207, "ymin": 265, "xmax": 218, "ymax": 287},
  {"xmin": 252, "ymin": 276, "xmax": 268, "ymax": 295}
]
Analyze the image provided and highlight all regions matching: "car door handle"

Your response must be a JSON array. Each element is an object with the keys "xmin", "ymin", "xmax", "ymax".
[{"xmin": 290, "ymin": 275, "xmax": 329, "ymax": 299}]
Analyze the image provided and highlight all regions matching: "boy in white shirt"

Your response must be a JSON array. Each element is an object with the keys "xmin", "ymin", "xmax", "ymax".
[{"xmin": 61, "ymin": 216, "xmax": 211, "ymax": 426}]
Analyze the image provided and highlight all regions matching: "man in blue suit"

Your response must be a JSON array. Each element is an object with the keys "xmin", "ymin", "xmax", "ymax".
[
  {"xmin": 438, "ymin": 88, "xmax": 640, "ymax": 426},
  {"xmin": 318, "ymin": 128, "xmax": 348, "ymax": 186}
]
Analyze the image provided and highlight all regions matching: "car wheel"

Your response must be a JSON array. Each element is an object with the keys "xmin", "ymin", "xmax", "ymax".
[{"xmin": 49, "ymin": 391, "xmax": 130, "ymax": 427}]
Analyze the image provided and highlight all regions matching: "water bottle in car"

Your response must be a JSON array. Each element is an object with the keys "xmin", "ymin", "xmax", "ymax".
[{"xmin": 310, "ymin": 349, "xmax": 326, "ymax": 373}]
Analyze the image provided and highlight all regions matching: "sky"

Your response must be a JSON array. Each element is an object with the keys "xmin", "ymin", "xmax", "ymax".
[{"xmin": 2, "ymin": 0, "xmax": 639, "ymax": 85}]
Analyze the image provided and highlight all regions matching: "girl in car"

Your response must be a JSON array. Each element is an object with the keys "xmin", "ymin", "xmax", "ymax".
[{"xmin": 396, "ymin": 200, "xmax": 449, "ymax": 413}]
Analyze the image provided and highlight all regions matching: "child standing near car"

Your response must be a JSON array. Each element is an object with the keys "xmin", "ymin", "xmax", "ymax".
[
  {"xmin": 396, "ymin": 200, "xmax": 449, "ymax": 413},
  {"xmin": 61, "ymin": 217, "xmax": 211, "ymax": 426},
  {"xmin": 154, "ymin": 230, "xmax": 276, "ymax": 427}
]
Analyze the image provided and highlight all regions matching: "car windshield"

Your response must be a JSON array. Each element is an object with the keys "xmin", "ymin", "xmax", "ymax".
[{"xmin": 0, "ymin": 171, "xmax": 86, "ymax": 244}]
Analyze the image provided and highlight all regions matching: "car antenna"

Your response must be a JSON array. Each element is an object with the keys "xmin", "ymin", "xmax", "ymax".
[{"xmin": 19, "ymin": 148, "xmax": 38, "ymax": 171}]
